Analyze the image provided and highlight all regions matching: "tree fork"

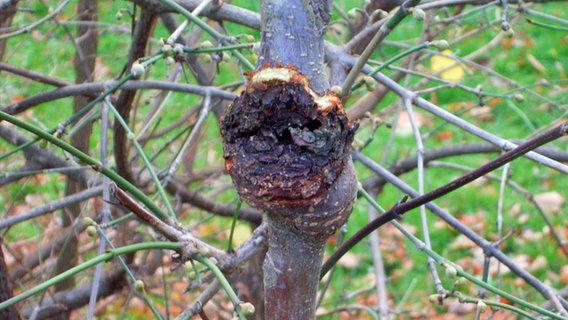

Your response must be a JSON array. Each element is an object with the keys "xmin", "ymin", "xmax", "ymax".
[{"xmin": 220, "ymin": 1, "xmax": 358, "ymax": 318}]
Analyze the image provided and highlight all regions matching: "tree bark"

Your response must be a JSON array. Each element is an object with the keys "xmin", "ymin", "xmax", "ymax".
[
  {"xmin": 221, "ymin": 1, "xmax": 358, "ymax": 318},
  {"xmin": 257, "ymin": 0, "xmax": 331, "ymax": 94},
  {"xmin": 0, "ymin": 3, "xmax": 23, "ymax": 317},
  {"xmin": 55, "ymin": 0, "xmax": 98, "ymax": 300},
  {"xmin": 0, "ymin": 0, "xmax": 19, "ymax": 63},
  {"xmin": 0, "ymin": 241, "xmax": 21, "ymax": 320},
  {"xmin": 113, "ymin": 7, "xmax": 157, "ymax": 184}
]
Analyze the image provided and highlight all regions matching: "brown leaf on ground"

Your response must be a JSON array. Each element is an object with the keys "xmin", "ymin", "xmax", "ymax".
[
  {"xmin": 560, "ymin": 265, "xmax": 568, "ymax": 284},
  {"xmin": 527, "ymin": 255, "xmax": 548, "ymax": 272},
  {"xmin": 395, "ymin": 111, "xmax": 433, "ymax": 137},
  {"xmin": 337, "ymin": 251, "xmax": 362, "ymax": 269},
  {"xmin": 456, "ymin": 256, "xmax": 483, "ymax": 275},
  {"xmin": 527, "ymin": 54, "xmax": 547, "ymax": 74},
  {"xmin": 534, "ymin": 191, "xmax": 564, "ymax": 215},
  {"xmin": 450, "ymin": 234, "xmax": 477, "ymax": 250},
  {"xmin": 456, "ymin": 211, "xmax": 487, "ymax": 233}
]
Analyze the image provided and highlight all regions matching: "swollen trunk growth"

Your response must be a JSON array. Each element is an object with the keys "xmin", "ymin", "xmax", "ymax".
[{"xmin": 220, "ymin": 67, "xmax": 358, "ymax": 319}]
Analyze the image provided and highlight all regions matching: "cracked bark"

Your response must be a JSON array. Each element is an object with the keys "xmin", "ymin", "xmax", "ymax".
[{"xmin": 220, "ymin": 1, "xmax": 358, "ymax": 318}]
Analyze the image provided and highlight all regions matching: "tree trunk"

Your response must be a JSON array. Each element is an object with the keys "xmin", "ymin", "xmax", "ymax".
[
  {"xmin": 0, "ymin": 0, "xmax": 19, "ymax": 63},
  {"xmin": 55, "ymin": 0, "xmax": 98, "ymax": 300},
  {"xmin": 257, "ymin": 0, "xmax": 330, "ymax": 94},
  {"xmin": 0, "ymin": 2, "xmax": 23, "ymax": 318},
  {"xmin": 221, "ymin": 1, "xmax": 358, "ymax": 318},
  {"xmin": 0, "ymin": 242, "xmax": 21, "ymax": 320}
]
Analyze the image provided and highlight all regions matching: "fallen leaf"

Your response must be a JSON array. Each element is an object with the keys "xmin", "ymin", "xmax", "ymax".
[
  {"xmin": 521, "ymin": 229, "xmax": 543, "ymax": 242},
  {"xmin": 31, "ymin": 30, "xmax": 45, "ymax": 41},
  {"xmin": 534, "ymin": 191, "xmax": 564, "ymax": 215},
  {"xmin": 528, "ymin": 255, "xmax": 548, "ymax": 272},
  {"xmin": 434, "ymin": 130, "xmax": 453, "ymax": 141},
  {"xmin": 467, "ymin": 106, "xmax": 494, "ymax": 122},
  {"xmin": 560, "ymin": 265, "xmax": 568, "ymax": 284},
  {"xmin": 94, "ymin": 56, "xmax": 112, "ymax": 81},
  {"xmin": 444, "ymin": 297, "xmax": 475, "ymax": 315},
  {"xmin": 395, "ymin": 110, "xmax": 433, "ymax": 137},
  {"xmin": 456, "ymin": 211, "xmax": 487, "ymax": 233},
  {"xmin": 491, "ymin": 309, "xmax": 515, "ymax": 320},
  {"xmin": 499, "ymin": 296, "xmax": 514, "ymax": 305},
  {"xmin": 11, "ymin": 95, "xmax": 25, "ymax": 103},
  {"xmin": 430, "ymin": 49, "xmax": 466, "ymax": 83},
  {"xmin": 456, "ymin": 256, "xmax": 483, "ymax": 275},
  {"xmin": 450, "ymin": 234, "xmax": 477, "ymax": 250},
  {"xmin": 338, "ymin": 251, "xmax": 362, "ymax": 269},
  {"xmin": 527, "ymin": 54, "xmax": 547, "ymax": 74},
  {"xmin": 230, "ymin": 224, "xmax": 251, "ymax": 246}
]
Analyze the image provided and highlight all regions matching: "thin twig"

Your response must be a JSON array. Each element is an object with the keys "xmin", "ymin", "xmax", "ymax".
[
  {"xmin": 323, "ymin": 122, "xmax": 568, "ymax": 277},
  {"xmin": 0, "ymin": 186, "xmax": 102, "ymax": 229},
  {"xmin": 402, "ymin": 97, "xmax": 444, "ymax": 293},
  {"xmin": 341, "ymin": 0, "xmax": 421, "ymax": 98},
  {"xmin": 0, "ymin": 0, "xmax": 71, "ymax": 40},
  {"xmin": 341, "ymin": 150, "xmax": 568, "ymax": 310},
  {"xmin": 428, "ymin": 160, "xmax": 568, "ymax": 258},
  {"xmin": 2, "ymin": 80, "xmax": 236, "ymax": 116}
]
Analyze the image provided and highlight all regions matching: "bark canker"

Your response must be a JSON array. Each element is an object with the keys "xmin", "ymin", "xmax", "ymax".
[{"xmin": 220, "ymin": 67, "xmax": 358, "ymax": 238}]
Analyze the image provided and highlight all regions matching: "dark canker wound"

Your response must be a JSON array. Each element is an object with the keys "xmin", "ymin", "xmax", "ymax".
[{"xmin": 220, "ymin": 67, "xmax": 358, "ymax": 238}]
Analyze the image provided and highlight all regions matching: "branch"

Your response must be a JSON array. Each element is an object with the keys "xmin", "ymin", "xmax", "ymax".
[
  {"xmin": 0, "ymin": 185, "xmax": 102, "ymax": 229},
  {"xmin": 135, "ymin": 0, "xmax": 261, "ymax": 30},
  {"xmin": 363, "ymin": 142, "xmax": 568, "ymax": 192},
  {"xmin": 350, "ymin": 56, "xmax": 568, "ymax": 174},
  {"xmin": 21, "ymin": 268, "xmax": 126, "ymax": 319},
  {"xmin": 166, "ymin": 180, "xmax": 262, "ymax": 224},
  {"xmin": 113, "ymin": 6, "xmax": 158, "ymax": 183},
  {"xmin": 2, "ymin": 80, "xmax": 237, "ymax": 116},
  {"xmin": 0, "ymin": 123, "xmax": 91, "ymax": 186},
  {"xmin": 323, "ymin": 120, "xmax": 568, "ymax": 277},
  {"xmin": 0, "ymin": 62, "xmax": 71, "ymax": 87}
]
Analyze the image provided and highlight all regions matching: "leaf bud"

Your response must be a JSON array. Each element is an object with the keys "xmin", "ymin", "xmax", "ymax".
[
  {"xmin": 363, "ymin": 76, "xmax": 375, "ymax": 92},
  {"xmin": 431, "ymin": 40, "xmax": 449, "ymax": 50},
  {"xmin": 199, "ymin": 54, "xmax": 213, "ymax": 64},
  {"xmin": 412, "ymin": 8, "xmax": 426, "ymax": 21},
  {"xmin": 505, "ymin": 28, "xmax": 515, "ymax": 38},
  {"xmin": 82, "ymin": 217, "xmax": 96, "ymax": 226},
  {"xmin": 513, "ymin": 93, "xmax": 525, "ymax": 103},
  {"xmin": 243, "ymin": 34, "xmax": 255, "ymax": 43},
  {"xmin": 165, "ymin": 56, "xmax": 175, "ymax": 65},
  {"xmin": 330, "ymin": 85, "xmax": 342, "ymax": 96},
  {"xmin": 443, "ymin": 262, "xmax": 458, "ymax": 279},
  {"xmin": 239, "ymin": 302, "xmax": 255, "ymax": 316},
  {"xmin": 130, "ymin": 61, "xmax": 146, "ymax": 77},
  {"xmin": 86, "ymin": 225, "xmax": 98, "ymax": 237},
  {"xmin": 477, "ymin": 300, "xmax": 488, "ymax": 313},
  {"xmin": 377, "ymin": 10, "xmax": 388, "ymax": 19},
  {"xmin": 199, "ymin": 40, "xmax": 213, "ymax": 49},
  {"xmin": 252, "ymin": 42, "xmax": 260, "ymax": 55},
  {"xmin": 347, "ymin": 8, "xmax": 360, "ymax": 19},
  {"xmin": 134, "ymin": 279, "xmax": 146, "ymax": 292},
  {"xmin": 162, "ymin": 43, "xmax": 173, "ymax": 53},
  {"xmin": 221, "ymin": 51, "xmax": 232, "ymax": 62}
]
